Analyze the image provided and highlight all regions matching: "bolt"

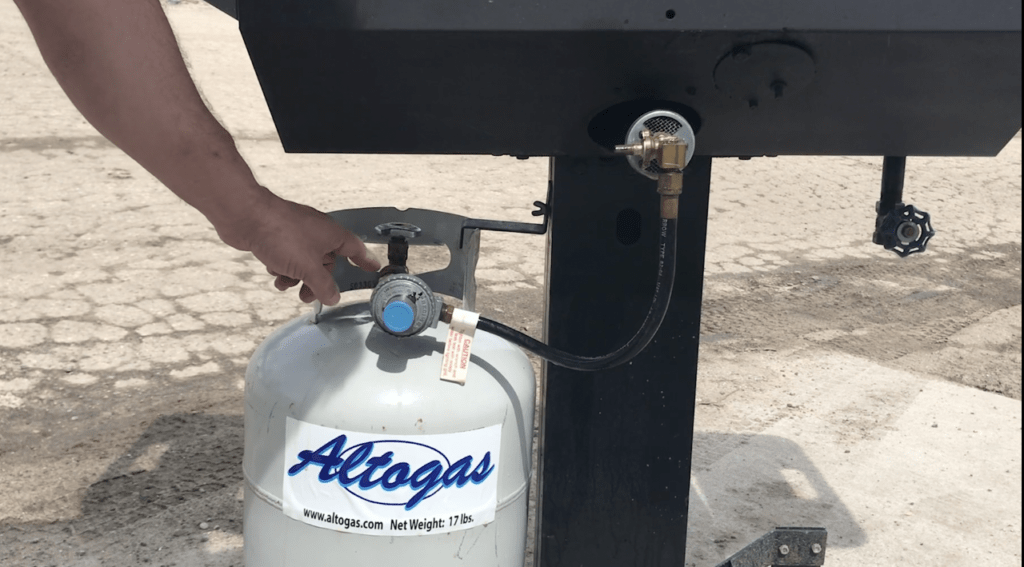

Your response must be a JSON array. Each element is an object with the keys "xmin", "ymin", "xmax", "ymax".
[
  {"xmin": 811, "ymin": 543, "xmax": 823, "ymax": 555},
  {"xmin": 779, "ymin": 544, "xmax": 790, "ymax": 556},
  {"xmin": 897, "ymin": 221, "xmax": 923, "ymax": 245},
  {"xmin": 772, "ymin": 80, "xmax": 787, "ymax": 99}
]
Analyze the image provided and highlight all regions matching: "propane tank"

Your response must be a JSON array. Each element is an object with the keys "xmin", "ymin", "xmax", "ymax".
[{"xmin": 242, "ymin": 209, "xmax": 536, "ymax": 567}]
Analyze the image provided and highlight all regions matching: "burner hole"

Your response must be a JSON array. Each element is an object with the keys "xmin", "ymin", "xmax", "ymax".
[{"xmin": 665, "ymin": 9, "xmax": 676, "ymax": 19}]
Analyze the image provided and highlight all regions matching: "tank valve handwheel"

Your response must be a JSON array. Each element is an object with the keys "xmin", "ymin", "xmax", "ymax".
[
  {"xmin": 375, "ymin": 222, "xmax": 422, "ymax": 240},
  {"xmin": 872, "ymin": 157, "xmax": 935, "ymax": 258},
  {"xmin": 873, "ymin": 203, "xmax": 935, "ymax": 257}
]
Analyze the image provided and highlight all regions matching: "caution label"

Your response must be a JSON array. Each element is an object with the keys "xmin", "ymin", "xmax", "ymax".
[{"xmin": 440, "ymin": 308, "xmax": 479, "ymax": 385}]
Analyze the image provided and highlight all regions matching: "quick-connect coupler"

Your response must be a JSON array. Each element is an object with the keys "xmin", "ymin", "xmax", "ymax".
[
  {"xmin": 370, "ymin": 273, "xmax": 443, "ymax": 337},
  {"xmin": 614, "ymin": 110, "xmax": 696, "ymax": 220}
]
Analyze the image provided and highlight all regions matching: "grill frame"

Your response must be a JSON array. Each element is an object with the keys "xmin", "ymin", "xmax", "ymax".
[{"xmin": 230, "ymin": 1, "xmax": 1022, "ymax": 158}]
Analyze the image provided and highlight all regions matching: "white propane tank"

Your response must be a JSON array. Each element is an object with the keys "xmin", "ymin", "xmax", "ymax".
[{"xmin": 243, "ymin": 302, "xmax": 536, "ymax": 567}]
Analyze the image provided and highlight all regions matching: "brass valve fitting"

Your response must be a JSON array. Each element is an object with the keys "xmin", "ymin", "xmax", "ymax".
[{"xmin": 615, "ymin": 129, "xmax": 689, "ymax": 218}]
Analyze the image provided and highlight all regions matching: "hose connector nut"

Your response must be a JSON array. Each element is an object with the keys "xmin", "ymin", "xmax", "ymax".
[{"xmin": 657, "ymin": 171, "xmax": 684, "ymax": 195}]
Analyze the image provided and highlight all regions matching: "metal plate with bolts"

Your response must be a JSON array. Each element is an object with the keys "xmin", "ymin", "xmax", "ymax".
[{"xmin": 714, "ymin": 527, "xmax": 828, "ymax": 567}]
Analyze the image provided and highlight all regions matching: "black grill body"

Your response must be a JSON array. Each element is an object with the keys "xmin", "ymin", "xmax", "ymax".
[{"xmin": 217, "ymin": 0, "xmax": 1022, "ymax": 157}]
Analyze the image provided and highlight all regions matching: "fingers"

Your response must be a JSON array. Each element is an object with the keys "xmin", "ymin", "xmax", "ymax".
[
  {"xmin": 274, "ymin": 275, "xmax": 300, "ymax": 291},
  {"xmin": 252, "ymin": 200, "xmax": 379, "ymax": 305},
  {"xmin": 298, "ymin": 283, "xmax": 316, "ymax": 304},
  {"xmin": 294, "ymin": 228, "xmax": 376, "ymax": 305},
  {"xmin": 300, "ymin": 261, "xmax": 342, "ymax": 306},
  {"xmin": 332, "ymin": 228, "xmax": 381, "ymax": 273},
  {"xmin": 347, "ymin": 246, "xmax": 382, "ymax": 273},
  {"xmin": 322, "ymin": 251, "xmax": 337, "ymax": 275}
]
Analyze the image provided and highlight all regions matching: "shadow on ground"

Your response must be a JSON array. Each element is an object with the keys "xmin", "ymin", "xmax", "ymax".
[
  {"xmin": 688, "ymin": 432, "xmax": 867, "ymax": 565},
  {"xmin": 2, "ymin": 413, "xmax": 869, "ymax": 567},
  {"xmin": 1, "ymin": 413, "xmax": 244, "ymax": 567}
]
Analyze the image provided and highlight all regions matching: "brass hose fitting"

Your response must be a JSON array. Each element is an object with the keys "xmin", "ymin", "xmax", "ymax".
[{"xmin": 615, "ymin": 130, "xmax": 688, "ymax": 219}]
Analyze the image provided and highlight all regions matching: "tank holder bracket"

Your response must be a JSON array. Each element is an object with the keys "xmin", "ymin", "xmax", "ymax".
[
  {"xmin": 329, "ymin": 193, "xmax": 551, "ymax": 312},
  {"xmin": 714, "ymin": 527, "xmax": 828, "ymax": 567},
  {"xmin": 459, "ymin": 179, "xmax": 552, "ymax": 249},
  {"xmin": 327, "ymin": 207, "xmax": 482, "ymax": 311}
]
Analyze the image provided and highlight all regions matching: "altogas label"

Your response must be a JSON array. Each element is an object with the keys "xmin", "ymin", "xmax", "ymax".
[{"xmin": 282, "ymin": 417, "xmax": 502, "ymax": 536}]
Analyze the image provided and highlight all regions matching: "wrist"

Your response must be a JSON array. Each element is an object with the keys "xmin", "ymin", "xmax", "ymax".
[
  {"xmin": 206, "ymin": 183, "xmax": 278, "ymax": 252},
  {"xmin": 149, "ymin": 131, "xmax": 274, "ymax": 250}
]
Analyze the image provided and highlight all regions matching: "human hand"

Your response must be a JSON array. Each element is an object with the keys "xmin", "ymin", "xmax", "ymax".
[{"xmin": 216, "ymin": 189, "xmax": 380, "ymax": 305}]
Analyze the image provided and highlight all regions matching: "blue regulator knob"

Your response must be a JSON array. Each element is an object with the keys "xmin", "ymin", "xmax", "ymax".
[
  {"xmin": 381, "ymin": 300, "xmax": 416, "ymax": 333},
  {"xmin": 370, "ymin": 274, "xmax": 442, "ymax": 337}
]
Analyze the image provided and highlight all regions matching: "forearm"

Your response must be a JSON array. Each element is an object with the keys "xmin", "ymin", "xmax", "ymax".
[{"xmin": 14, "ymin": 0, "xmax": 266, "ymax": 247}]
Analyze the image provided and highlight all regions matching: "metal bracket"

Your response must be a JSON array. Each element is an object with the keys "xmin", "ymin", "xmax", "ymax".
[
  {"xmin": 459, "ymin": 180, "xmax": 553, "ymax": 248},
  {"xmin": 325, "ymin": 208, "xmax": 481, "ymax": 311},
  {"xmin": 327, "ymin": 195, "xmax": 550, "ymax": 310},
  {"xmin": 714, "ymin": 527, "xmax": 828, "ymax": 567}
]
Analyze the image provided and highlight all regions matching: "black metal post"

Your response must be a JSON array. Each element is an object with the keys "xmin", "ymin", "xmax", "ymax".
[
  {"xmin": 537, "ymin": 156, "xmax": 712, "ymax": 567},
  {"xmin": 879, "ymin": 156, "xmax": 907, "ymax": 212}
]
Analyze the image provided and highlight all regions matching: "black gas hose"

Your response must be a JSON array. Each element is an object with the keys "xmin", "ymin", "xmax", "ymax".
[
  {"xmin": 363, "ymin": 116, "xmax": 693, "ymax": 371},
  {"xmin": 474, "ymin": 214, "xmax": 677, "ymax": 371}
]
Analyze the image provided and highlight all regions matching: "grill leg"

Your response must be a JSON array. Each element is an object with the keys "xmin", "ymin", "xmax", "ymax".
[{"xmin": 536, "ymin": 155, "xmax": 711, "ymax": 567}]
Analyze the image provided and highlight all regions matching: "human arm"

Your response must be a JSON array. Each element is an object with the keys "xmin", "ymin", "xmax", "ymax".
[{"xmin": 12, "ymin": 0, "xmax": 378, "ymax": 304}]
